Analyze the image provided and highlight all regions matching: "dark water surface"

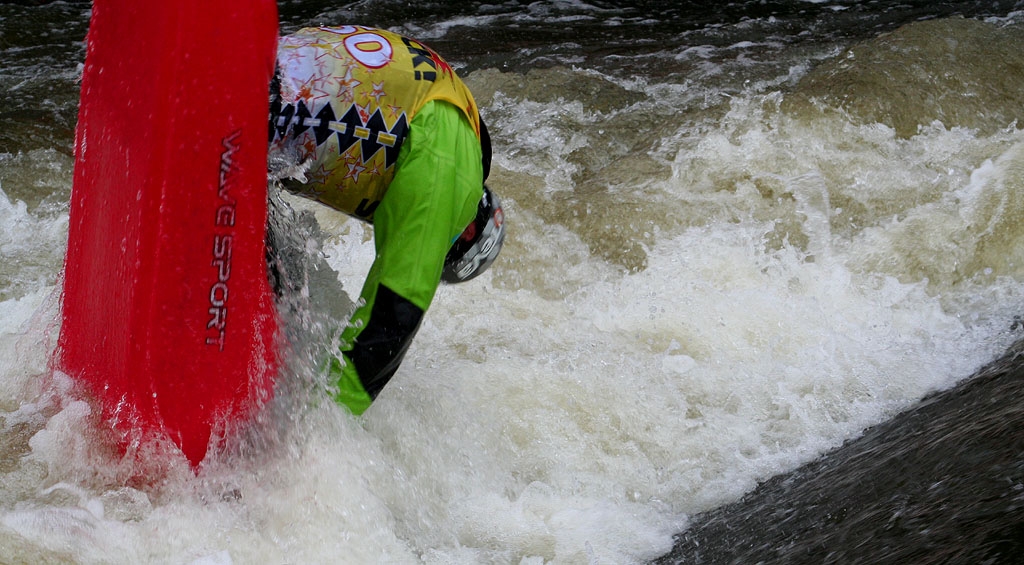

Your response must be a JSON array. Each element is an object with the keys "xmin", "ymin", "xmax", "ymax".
[{"xmin": 658, "ymin": 340, "xmax": 1024, "ymax": 564}]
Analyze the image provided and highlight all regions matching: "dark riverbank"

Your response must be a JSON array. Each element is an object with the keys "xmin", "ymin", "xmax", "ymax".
[{"xmin": 657, "ymin": 338, "xmax": 1024, "ymax": 564}]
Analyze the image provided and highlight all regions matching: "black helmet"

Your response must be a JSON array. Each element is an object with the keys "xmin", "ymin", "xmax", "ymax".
[{"xmin": 442, "ymin": 186, "xmax": 505, "ymax": 283}]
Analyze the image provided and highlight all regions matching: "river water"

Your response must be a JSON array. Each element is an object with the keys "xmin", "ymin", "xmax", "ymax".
[{"xmin": 2, "ymin": 1, "xmax": 1023, "ymax": 563}]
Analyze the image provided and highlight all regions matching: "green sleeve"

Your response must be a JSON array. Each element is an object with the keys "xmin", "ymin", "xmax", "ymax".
[{"xmin": 331, "ymin": 100, "xmax": 483, "ymax": 414}]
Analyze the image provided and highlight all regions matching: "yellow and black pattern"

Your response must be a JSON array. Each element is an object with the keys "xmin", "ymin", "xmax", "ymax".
[{"xmin": 270, "ymin": 26, "xmax": 481, "ymax": 220}]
